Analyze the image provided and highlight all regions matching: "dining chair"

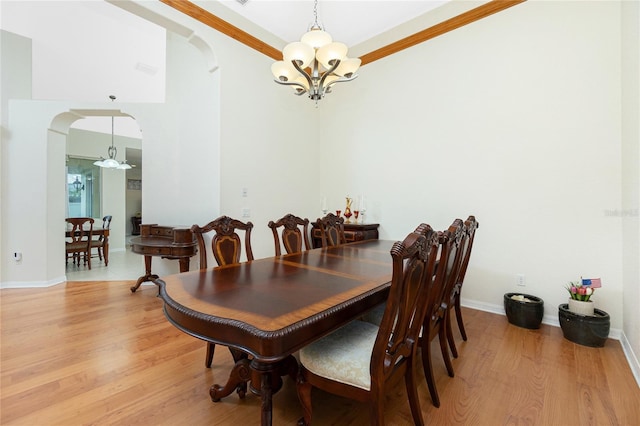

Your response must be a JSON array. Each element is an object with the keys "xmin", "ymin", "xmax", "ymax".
[
  {"xmin": 360, "ymin": 222, "xmax": 436, "ymax": 326},
  {"xmin": 296, "ymin": 227, "xmax": 440, "ymax": 426},
  {"xmin": 316, "ymin": 212, "xmax": 346, "ymax": 247},
  {"xmin": 65, "ymin": 217, "xmax": 94, "ymax": 270},
  {"xmin": 445, "ymin": 215, "xmax": 479, "ymax": 358},
  {"xmin": 191, "ymin": 215, "xmax": 254, "ymax": 269},
  {"xmin": 268, "ymin": 213, "xmax": 311, "ymax": 256},
  {"xmin": 190, "ymin": 215, "xmax": 254, "ymax": 374},
  {"xmin": 91, "ymin": 215, "xmax": 112, "ymax": 265},
  {"xmin": 420, "ymin": 219, "xmax": 465, "ymax": 407}
]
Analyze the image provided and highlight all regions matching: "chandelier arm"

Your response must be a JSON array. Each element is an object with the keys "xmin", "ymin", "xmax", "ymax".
[
  {"xmin": 317, "ymin": 59, "xmax": 341, "ymax": 92},
  {"xmin": 290, "ymin": 60, "xmax": 314, "ymax": 89},
  {"xmin": 325, "ymin": 74, "xmax": 359, "ymax": 89},
  {"xmin": 273, "ymin": 79, "xmax": 309, "ymax": 95}
]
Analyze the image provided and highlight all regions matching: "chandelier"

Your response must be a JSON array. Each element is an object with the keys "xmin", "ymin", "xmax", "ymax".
[
  {"xmin": 271, "ymin": 0, "xmax": 360, "ymax": 104},
  {"xmin": 94, "ymin": 95, "xmax": 131, "ymax": 170}
]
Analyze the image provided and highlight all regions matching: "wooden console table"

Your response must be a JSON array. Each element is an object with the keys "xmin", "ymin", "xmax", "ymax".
[
  {"xmin": 129, "ymin": 224, "xmax": 197, "ymax": 293},
  {"xmin": 311, "ymin": 222, "xmax": 379, "ymax": 248}
]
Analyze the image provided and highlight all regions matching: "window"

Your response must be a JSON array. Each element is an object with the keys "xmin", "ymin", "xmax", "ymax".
[{"xmin": 66, "ymin": 157, "xmax": 101, "ymax": 217}]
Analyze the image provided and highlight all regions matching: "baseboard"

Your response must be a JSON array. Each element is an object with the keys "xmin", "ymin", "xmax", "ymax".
[
  {"xmin": 619, "ymin": 331, "xmax": 640, "ymax": 389},
  {"xmin": 0, "ymin": 276, "xmax": 65, "ymax": 289},
  {"xmin": 461, "ymin": 298, "xmax": 639, "ymax": 389}
]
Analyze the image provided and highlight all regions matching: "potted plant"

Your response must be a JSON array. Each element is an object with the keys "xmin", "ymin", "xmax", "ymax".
[
  {"xmin": 558, "ymin": 278, "xmax": 610, "ymax": 347},
  {"xmin": 565, "ymin": 280, "xmax": 596, "ymax": 315}
]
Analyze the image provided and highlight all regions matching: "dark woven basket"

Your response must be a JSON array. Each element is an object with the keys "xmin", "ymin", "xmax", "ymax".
[
  {"xmin": 558, "ymin": 304, "xmax": 610, "ymax": 347},
  {"xmin": 504, "ymin": 293, "xmax": 544, "ymax": 329}
]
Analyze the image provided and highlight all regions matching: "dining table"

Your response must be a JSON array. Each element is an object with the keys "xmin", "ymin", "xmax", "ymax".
[{"xmin": 153, "ymin": 239, "xmax": 395, "ymax": 426}]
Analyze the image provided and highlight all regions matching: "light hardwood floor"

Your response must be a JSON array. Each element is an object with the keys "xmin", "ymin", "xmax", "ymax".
[{"xmin": 1, "ymin": 281, "xmax": 639, "ymax": 425}]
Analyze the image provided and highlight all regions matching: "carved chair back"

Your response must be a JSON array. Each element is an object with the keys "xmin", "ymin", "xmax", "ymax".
[
  {"xmin": 316, "ymin": 212, "xmax": 346, "ymax": 247},
  {"xmin": 191, "ymin": 215, "xmax": 254, "ymax": 269},
  {"xmin": 65, "ymin": 217, "xmax": 94, "ymax": 269},
  {"xmin": 268, "ymin": 214, "xmax": 311, "ymax": 256},
  {"xmin": 371, "ymin": 226, "xmax": 440, "ymax": 387},
  {"xmin": 420, "ymin": 218, "xmax": 464, "ymax": 407},
  {"xmin": 446, "ymin": 215, "xmax": 479, "ymax": 347}
]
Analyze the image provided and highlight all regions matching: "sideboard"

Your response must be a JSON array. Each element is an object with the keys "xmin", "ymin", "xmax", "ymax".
[{"xmin": 310, "ymin": 222, "xmax": 380, "ymax": 249}]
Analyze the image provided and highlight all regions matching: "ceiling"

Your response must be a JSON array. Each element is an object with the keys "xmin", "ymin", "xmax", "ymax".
[
  {"xmin": 170, "ymin": 0, "xmax": 520, "ymax": 63},
  {"xmin": 204, "ymin": 0, "xmax": 451, "ymax": 48}
]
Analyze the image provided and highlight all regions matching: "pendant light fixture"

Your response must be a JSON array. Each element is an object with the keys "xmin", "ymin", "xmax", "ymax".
[
  {"xmin": 271, "ymin": 0, "xmax": 360, "ymax": 104},
  {"xmin": 94, "ymin": 95, "xmax": 132, "ymax": 170}
]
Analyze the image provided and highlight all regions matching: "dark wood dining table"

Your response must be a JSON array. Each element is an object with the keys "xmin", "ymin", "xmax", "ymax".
[{"xmin": 154, "ymin": 239, "xmax": 395, "ymax": 426}]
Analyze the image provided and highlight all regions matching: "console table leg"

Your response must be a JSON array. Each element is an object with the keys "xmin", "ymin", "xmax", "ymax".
[
  {"xmin": 130, "ymin": 256, "xmax": 158, "ymax": 293},
  {"xmin": 178, "ymin": 258, "xmax": 190, "ymax": 273}
]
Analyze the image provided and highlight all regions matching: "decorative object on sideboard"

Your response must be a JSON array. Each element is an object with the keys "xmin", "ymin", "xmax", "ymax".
[
  {"xmin": 359, "ymin": 194, "xmax": 367, "ymax": 223},
  {"xmin": 271, "ymin": 0, "xmax": 360, "ymax": 105},
  {"xmin": 343, "ymin": 196, "xmax": 353, "ymax": 223}
]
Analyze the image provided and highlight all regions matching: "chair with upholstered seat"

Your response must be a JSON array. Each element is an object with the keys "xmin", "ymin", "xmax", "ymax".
[
  {"xmin": 65, "ymin": 217, "xmax": 94, "ymax": 269},
  {"xmin": 191, "ymin": 215, "xmax": 254, "ymax": 372},
  {"xmin": 445, "ymin": 215, "xmax": 479, "ymax": 358},
  {"xmin": 316, "ymin": 212, "xmax": 346, "ymax": 247},
  {"xmin": 268, "ymin": 214, "xmax": 311, "ymax": 256},
  {"xmin": 296, "ymin": 226, "xmax": 441, "ymax": 426},
  {"xmin": 420, "ymin": 219, "xmax": 465, "ymax": 408},
  {"xmin": 91, "ymin": 215, "xmax": 112, "ymax": 265}
]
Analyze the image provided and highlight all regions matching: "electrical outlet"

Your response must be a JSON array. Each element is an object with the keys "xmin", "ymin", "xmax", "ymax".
[
  {"xmin": 241, "ymin": 208, "xmax": 250, "ymax": 218},
  {"xmin": 241, "ymin": 187, "xmax": 248, "ymax": 197},
  {"xmin": 516, "ymin": 274, "xmax": 525, "ymax": 286}
]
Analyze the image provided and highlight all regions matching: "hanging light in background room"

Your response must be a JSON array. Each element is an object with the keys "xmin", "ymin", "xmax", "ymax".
[
  {"xmin": 271, "ymin": 0, "xmax": 360, "ymax": 104},
  {"xmin": 94, "ymin": 95, "xmax": 132, "ymax": 170},
  {"xmin": 72, "ymin": 176, "xmax": 84, "ymax": 191}
]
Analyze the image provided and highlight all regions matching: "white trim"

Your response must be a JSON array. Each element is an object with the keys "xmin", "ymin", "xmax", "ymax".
[
  {"xmin": 1, "ymin": 276, "xmax": 65, "ymax": 289},
  {"xmin": 619, "ymin": 331, "xmax": 640, "ymax": 389}
]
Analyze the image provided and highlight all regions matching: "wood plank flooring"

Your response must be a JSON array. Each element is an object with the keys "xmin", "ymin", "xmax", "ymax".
[{"xmin": 2, "ymin": 281, "xmax": 639, "ymax": 425}]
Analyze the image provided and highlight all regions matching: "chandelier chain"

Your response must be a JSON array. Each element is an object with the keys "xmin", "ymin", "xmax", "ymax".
[{"xmin": 312, "ymin": 0, "xmax": 319, "ymax": 28}]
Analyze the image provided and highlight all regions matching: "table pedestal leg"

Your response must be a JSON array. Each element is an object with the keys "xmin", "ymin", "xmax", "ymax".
[
  {"xmin": 209, "ymin": 354, "xmax": 298, "ymax": 426},
  {"xmin": 130, "ymin": 255, "xmax": 158, "ymax": 293},
  {"xmin": 209, "ymin": 354, "xmax": 251, "ymax": 401}
]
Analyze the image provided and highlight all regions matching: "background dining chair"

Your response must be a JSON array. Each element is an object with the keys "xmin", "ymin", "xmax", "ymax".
[
  {"xmin": 268, "ymin": 213, "xmax": 311, "ymax": 256},
  {"xmin": 65, "ymin": 217, "xmax": 94, "ymax": 270},
  {"xmin": 91, "ymin": 215, "xmax": 112, "ymax": 265},
  {"xmin": 296, "ymin": 228, "xmax": 440, "ymax": 426},
  {"xmin": 420, "ymin": 219, "xmax": 465, "ymax": 408},
  {"xmin": 446, "ymin": 215, "xmax": 479, "ymax": 358},
  {"xmin": 190, "ymin": 215, "xmax": 254, "ymax": 372},
  {"xmin": 360, "ymin": 222, "xmax": 436, "ymax": 326},
  {"xmin": 316, "ymin": 212, "xmax": 346, "ymax": 247}
]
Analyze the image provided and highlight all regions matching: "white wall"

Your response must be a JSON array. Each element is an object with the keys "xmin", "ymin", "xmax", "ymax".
[
  {"xmin": 319, "ymin": 1, "xmax": 626, "ymax": 330},
  {"xmin": 621, "ymin": 0, "xmax": 640, "ymax": 375}
]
